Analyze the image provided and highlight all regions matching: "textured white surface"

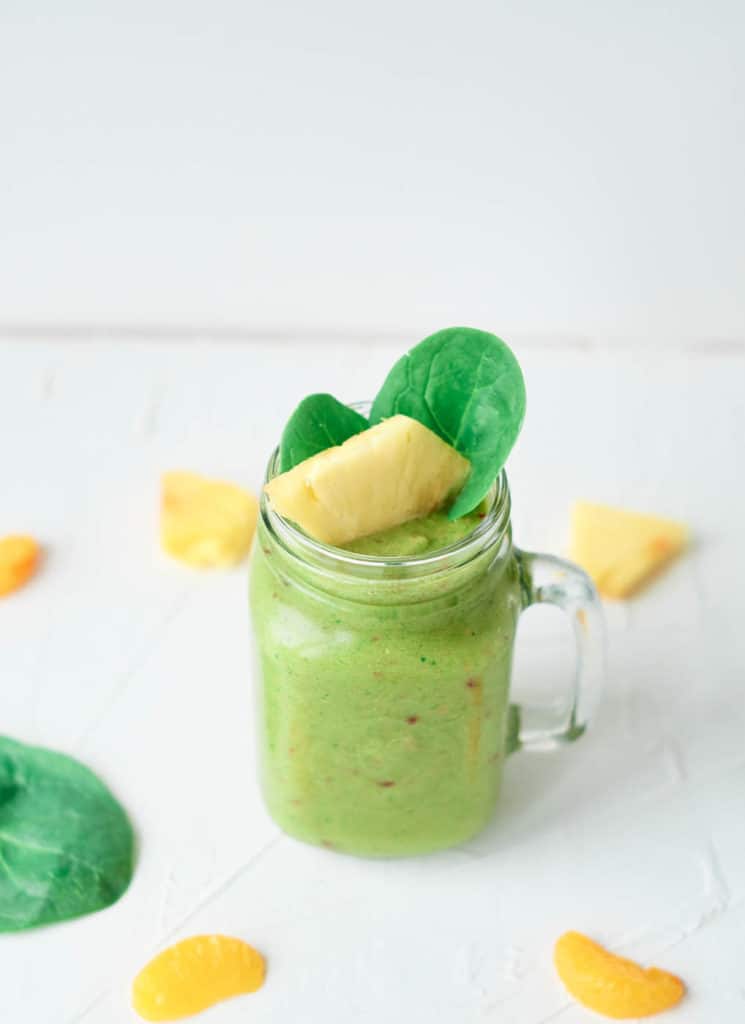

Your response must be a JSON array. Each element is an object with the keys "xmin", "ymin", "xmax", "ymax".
[
  {"xmin": 1, "ymin": 336, "xmax": 744, "ymax": 1023},
  {"xmin": 1, "ymin": 1, "xmax": 745, "ymax": 343}
]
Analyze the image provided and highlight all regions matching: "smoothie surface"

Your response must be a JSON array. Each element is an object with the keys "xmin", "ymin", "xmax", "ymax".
[{"xmin": 342, "ymin": 507, "xmax": 485, "ymax": 557}]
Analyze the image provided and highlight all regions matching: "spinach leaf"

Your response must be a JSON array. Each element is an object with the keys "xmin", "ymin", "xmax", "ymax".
[
  {"xmin": 279, "ymin": 393, "xmax": 369, "ymax": 473},
  {"xmin": 370, "ymin": 327, "xmax": 526, "ymax": 518},
  {"xmin": 0, "ymin": 735, "xmax": 135, "ymax": 932}
]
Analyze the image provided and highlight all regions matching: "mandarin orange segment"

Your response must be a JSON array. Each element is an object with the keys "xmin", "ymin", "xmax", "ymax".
[
  {"xmin": 161, "ymin": 471, "xmax": 258, "ymax": 568},
  {"xmin": 0, "ymin": 535, "xmax": 41, "ymax": 598},
  {"xmin": 554, "ymin": 931, "xmax": 685, "ymax": 1019},
  {"xmin": 132, "ymin": 934, "xmax": 266, "ymax": 1021}
]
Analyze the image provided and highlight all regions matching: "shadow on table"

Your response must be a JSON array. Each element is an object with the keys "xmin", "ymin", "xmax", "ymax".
[{"xmin": 458, "ymin": 685, "xmax": 676, "ymax": 856}]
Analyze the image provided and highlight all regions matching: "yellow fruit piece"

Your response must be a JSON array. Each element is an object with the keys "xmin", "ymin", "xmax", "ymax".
[
  {"xmin": 132, "ymin": 934, "xmax": 266, "ymax": 1021},
  {"xmin": 264, "ymin": 415, "xmax": 471, "ymax": 546},
  {"xmin": 554, "ymin": 931, "xmax": 685, "ymax": 1019},
  {"xmin": 570, "ymin": 502, "xmax": 689, "ymax": 599},
  {"xmin": 0, "ymin": 535, "xmax": 41, "ymax": 598},
  {"xmin": 161, "ymin": 472, "xmax": 258, "ymax": 568}
]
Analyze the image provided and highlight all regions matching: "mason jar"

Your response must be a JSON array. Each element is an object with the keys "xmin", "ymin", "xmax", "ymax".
[{"xmin": 249, "ymin": 438, "xmax": 604, "ymax": 857}]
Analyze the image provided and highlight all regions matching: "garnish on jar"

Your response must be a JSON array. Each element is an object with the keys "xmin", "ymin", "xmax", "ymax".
[
  {"xmin": 266, "ymin": 414, "xmax": 469, "ymax": 547},
  {"xmin": 266, "ymin": 327, "xmax": 526, "ymax": 545}
]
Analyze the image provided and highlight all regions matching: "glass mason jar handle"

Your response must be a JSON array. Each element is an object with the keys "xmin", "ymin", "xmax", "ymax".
[{"xmin": 511, "ymin": 549, "xmax": 605, "ymax": 752}]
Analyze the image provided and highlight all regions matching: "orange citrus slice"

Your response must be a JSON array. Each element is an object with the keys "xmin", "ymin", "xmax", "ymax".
[
  {"xmin": 132, "ymin": 934, "xmax": 266, "ymax": 1021},
  {"xmin": 554, "ymin": 931, "xmax": 685, "ymax": 1018},
  {"xmin": 0, "ymin": 535, "xmax": 40, "ymax": 598}
]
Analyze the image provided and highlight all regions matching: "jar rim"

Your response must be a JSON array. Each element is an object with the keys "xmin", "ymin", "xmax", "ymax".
[{"xmin": 259, "ymin": 404, "xmax": 512, "ymax": 579}]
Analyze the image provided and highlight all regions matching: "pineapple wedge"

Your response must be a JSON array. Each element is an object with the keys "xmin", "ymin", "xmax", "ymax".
[
  {"xmin": 571, "ymin": 501, "xmax": 689, "ymax": 599},
  {"xmin": 264, "ymin": 415, "xmax": 470, "ymax": 546},
  {"xmin": 161, "ymin": 471, "xmax": 258, "ymax": 568}
]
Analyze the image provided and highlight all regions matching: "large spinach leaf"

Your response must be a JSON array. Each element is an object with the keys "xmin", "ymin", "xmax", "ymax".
[
  {"xmin": 0, "ymin": 735, "xmax": 135, "ymax": 932},
  {"xmin": 279, "ymin": 393, "xmax": 369, "ymax": 472},
  {"xmin": 370, "ymin": 327, "xmax": 526, "ymax": 518}
]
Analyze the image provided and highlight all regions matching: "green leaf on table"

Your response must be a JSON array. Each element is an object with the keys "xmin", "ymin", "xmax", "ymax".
[
  {"xmin": 279, "ymin": 393, "xmax": 369, "ymax": 472},
  {"xmin": 370, "ymin": 327, "xmax": 526, "ymax": 519},
  {"xmin": 0, "ymin": 735, "xmax": 135, "ymax": 932}
]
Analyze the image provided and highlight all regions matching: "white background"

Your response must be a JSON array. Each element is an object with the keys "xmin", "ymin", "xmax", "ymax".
[{"xmin": 1, "ymin": 0, "xmax": 744, "ymax": 344}]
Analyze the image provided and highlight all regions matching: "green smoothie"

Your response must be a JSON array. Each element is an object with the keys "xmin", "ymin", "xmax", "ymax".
[
  {"xmin": 250, "ymin": 505, "xmax": 523, "ymax": 857},
  {"xmin": 341, "ymin": 508, "xmax": 484, "ymax": 557}
]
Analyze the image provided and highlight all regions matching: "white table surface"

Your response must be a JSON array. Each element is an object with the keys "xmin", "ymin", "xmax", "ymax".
[{"xmin": 2, "ymin": 335, "xmax": 744, "ymax": 1023}]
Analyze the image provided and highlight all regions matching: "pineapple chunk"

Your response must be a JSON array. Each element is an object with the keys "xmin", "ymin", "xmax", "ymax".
[
  {"xmin": 571, "ymin": 501, "xmax": 689, "ymax": 599},
  {"xmin": 161, "ymin": 471, "xmax": 258, "ymax": 568},
  {"xmin": 264, "ymin": 415, "xmax": 470, "ymax": 546}
]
